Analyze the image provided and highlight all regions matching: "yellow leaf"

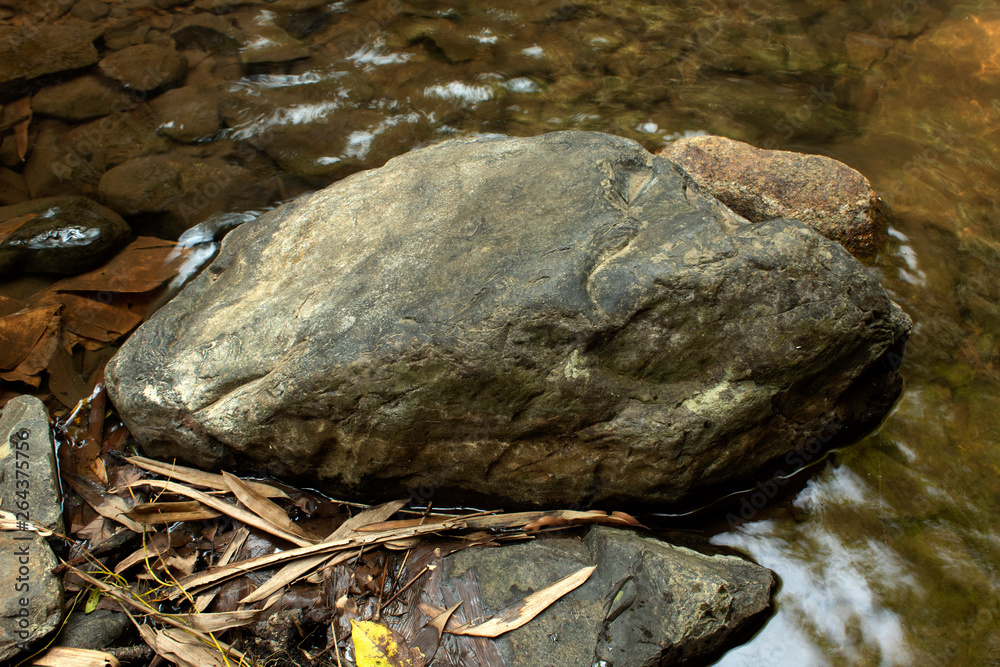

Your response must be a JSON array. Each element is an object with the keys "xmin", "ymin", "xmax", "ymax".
[
  {"xmin": 85, "ymin": 588, "xmax": 101, "ymax": 614},
  {"xmin": 350, "ymin": 620, "xmax": 425, "ymax": 667}
]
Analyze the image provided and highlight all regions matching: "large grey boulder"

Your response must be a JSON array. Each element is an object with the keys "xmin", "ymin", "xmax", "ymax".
[{"xmin": 106, "ymin": 131, "xmax": 910, "ymax": 509}]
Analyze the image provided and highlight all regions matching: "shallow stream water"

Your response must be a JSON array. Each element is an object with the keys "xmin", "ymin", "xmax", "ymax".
[{"xmin": 4, "ymin": 0, "xmax": 1000, "ymax": 663}]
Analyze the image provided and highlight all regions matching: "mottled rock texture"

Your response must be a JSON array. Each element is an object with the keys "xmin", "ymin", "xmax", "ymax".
[
  {"xmin": 0, "ymin": 396, "xmax": 64, "ymax": 660},
  {"xmin": 436, "ymin": 526, "xmax": 775, "ymax": 666},
  {"xmin": 659, "ymin": 135, "xmax": 890, "ymax": 258},
  {"xmin": 106, "ymin": 132, "xmax": 910, "ymax": 509}
]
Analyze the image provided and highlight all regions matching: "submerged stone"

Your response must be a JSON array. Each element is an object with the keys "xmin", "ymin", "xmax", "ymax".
[
  {"xmin": 0, "ymin": 196, "xmax": 131, "ymax": 275},
  {"xmin": 106, "ymin": 131, "xmax": 910, "ymax": 509}
]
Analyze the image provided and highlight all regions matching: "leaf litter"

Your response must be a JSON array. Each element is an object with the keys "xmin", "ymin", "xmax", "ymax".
[{"xmin": 3, "ymin": 388, "xmax": 643, "ymax": 667}]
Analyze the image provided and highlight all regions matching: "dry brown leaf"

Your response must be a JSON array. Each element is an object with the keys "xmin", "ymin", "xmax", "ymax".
[
  {"xmin": 12, "ymin": 95, "xmax": 31, "ymax": 161},
  {"xmin": 240, "ymin": 500, "xmax": 411, "ymax": 604},
  {"xmin": 125, "ymin": 501, "xmax": 223, "ymax": 525},
  {"xmin": 168, "ymin": 520, "xmax": 464, "ymax": 600},
  {"xmin": 173, "ymin": 608, "xmax": 264, "ymax": 633},
  {"xmin": 48, "ymin": 347, "xmax": 95, "ymax": 409},
  {"xmin": 328, "ymin": 499, "xmax": 410, "ymax": 540},
  {"xmin": 448, "ymin": 565, "xmax": 596, "ymax": 638},
  {"xmin": 134, "ymin": 624, "xmax": 241, "ymax": 667},
  {"xmin": 127, "ymin": 478, "xmax": 314, "ymax": 547},
  {"xmin": 0, "ymin": 303, "xmax": 60, "ymax": 370},
  {"xmin": 194, "ymin": 527, "xmax": 249, "ymax": 612},
  {"xmin": 163, "ymin": 549, "xmax": 199, "ymax": 576},
  {"xmin": 51, "ymin": 237, "xmax": 190, "ymax": 293},
  {"xmin": 124, "ymin": 456, "xmax": 288, "ymax": 499},
  {"xmin": 63, "ymin": 472, "xmax": 145, "ymax": 533},
  {"xmin": 75, "ymin": 515, "xmax": 117, "ymax": 544},
  {"xmin": 70, "ymin": 566, "xmax": 251, "ymax": 667},
  {"xmin": 411, "ymin": 602, "xmax": 462, "ymax": 663},
  {"xmin": 221, "ymin": 471, "xmax": 318, "ymax": 543},
  {"xmin": 0, "ymin": 368, "xmax": 41, "ymax": 387},
  {"xmin": 36, "ymin": 292, "xmax": 143, "ymax": 341},
  {"xmin": 115, "ymin": 531, "xmax": 191, "ymax": 574},
  {"xmin": 32, "ymin": 646, "xmax": 120, "ymax": 667}
]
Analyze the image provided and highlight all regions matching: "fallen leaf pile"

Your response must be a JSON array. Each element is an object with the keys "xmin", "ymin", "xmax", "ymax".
[
  {"xmin": 0, "ymin": 236, "xmax": 191, "ymax": 407},
  {"xmin": 5, "ymin": 385, "xmax": 643, "ymax": 667}
]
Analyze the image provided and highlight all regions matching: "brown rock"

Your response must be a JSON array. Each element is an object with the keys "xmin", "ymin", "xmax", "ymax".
[
  {"xmin": 0, "ymin": 195, "xmax": 132, "ymax": 275},
  {"xmin": 23, "ymin": 120, "xmax": 99, "ymax": 199},
  {"xmin": 233, "ymin": 9, "xmax": 310, "ymax": 64},
  {"xmin": 71, "ymin": 0, "xmax": 111, "ymax": 21},
  {"xmin": 658, "ymin": 135, "xmax": 888, "ymax": 258},
  {"xmin": 31, "ymin": 74, "xmax": 129, "ymax": 121},
  {"xmin": 150, "ymin": 86, "xmax": 221, "ymax": 142},
  {"xmin": 0, "ymin": 168, "xmax": 29, "ymax": 205},
  {"xmin": 98, "ymin": 147, "xmax": 279, "ymax": 235},
  {"xmin": 99, "ymin": 43, "xmax": 188, "ymax": 91},
  {"xmin": 171, "ymin": 13, "xmax": 244, "ymax": 54},
  {"xmin": 0, "ymin": 24, "xmax": 99, "ymax": 94}
]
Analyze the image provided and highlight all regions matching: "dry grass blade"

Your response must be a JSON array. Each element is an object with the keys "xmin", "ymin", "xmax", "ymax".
[
  {"xmin": 126, "ymin": 501, "xmax": 223, "ymax": 524},
  {"xmin": 328, "ymin": 499, "xmax": 409, "ymax": 540},
  {"xmin": 32, "ymin": 647, "xmax": 120, "ymax": 667},
  {"xmin": 448, "ymin": 565, "xmax": 596, "ymax": 638},
  {"xmin": 125, "ymin": 456, "xmax": 288, "ymax": 499},
  {"xmin": 70, "ymin": 565, "xmax": 251, "ymax": 665},
  {"xmin": 126, "ymin": 479, "xmax": 313, "ymax": 547},
  {"xmin": 63, "ymin": 472, "xmax": 146, "ymax": 533},
  {"xmin": 221, "ymin": 471, "xmax": 317, "ymax": 544},
  {"xmin": 238, "ymin": 551, "xmax": 330, "ymax": 605},
  {"xmin": 169, "ymin": 520, "xmax": 464, "ymax": 600},
  {"xmin": 174, "ymin": 609, "xmax": 265, "ymax": 633},
  {"xmin": 114, "ymin": 531, "xmax": 189, "ymax": 575}
]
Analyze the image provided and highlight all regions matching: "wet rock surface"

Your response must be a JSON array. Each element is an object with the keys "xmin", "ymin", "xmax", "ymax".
[
  {"xmin": 98, "ymin": 43, "xmax": 188, "ymax": 91},
  {"xmin": 0, "ymin": 195, "xmax": 131, "ymax": 275},
  {"xmin": 0, "ymin": 396, "xmax": 65, "ymax": 661},
  {"xmin": 0, "ymin": 23, "xmax": 100, "ymax": 96},
  {"xmin": 106, "ymin": 131, "xmax": 910, "ymax": 510},
  {"xmin": 435, "ymin": 526, "xmax": 775, "ymax": 666},
  {"xmin": 31, "ymin": 74, "xmax": 129, "ymax": 121},
  {"xmin": 97, "ymin": 145, "xmax": 280, "ymax": 237},
  {"xmin": 149, "ymin": 85, "xmax": 222, "ymax": 143},
  {"xmin": 660, "ymin": 135, "xmax": 890, "ymax": 258}
]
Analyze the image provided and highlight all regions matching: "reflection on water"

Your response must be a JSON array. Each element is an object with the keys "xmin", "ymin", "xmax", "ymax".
[{"xmin": 713, "ymin": 467, "xmax": 917, "ymax": 666}]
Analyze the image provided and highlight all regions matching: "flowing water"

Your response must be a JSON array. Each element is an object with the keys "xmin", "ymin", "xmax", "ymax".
[{"xmin": 6, "ymin": 0, "xmax": 1000, "ymax": 663}]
